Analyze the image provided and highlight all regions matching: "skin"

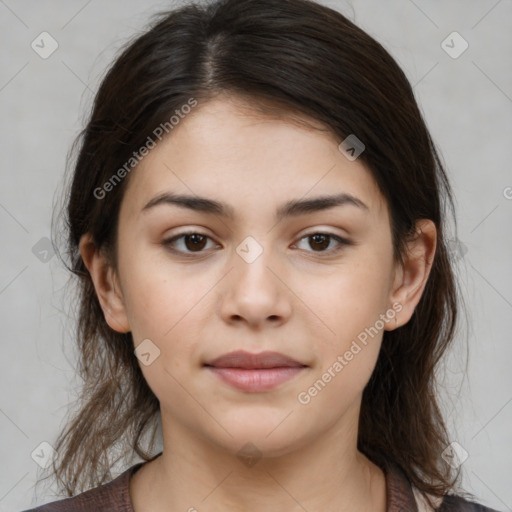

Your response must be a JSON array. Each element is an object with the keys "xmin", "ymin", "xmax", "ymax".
[{"xmin": 80, "ymin": 94, "xmax": 436, "ymax": 512}]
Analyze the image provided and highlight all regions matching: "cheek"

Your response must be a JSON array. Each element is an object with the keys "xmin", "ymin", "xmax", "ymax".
[
  {"xmin": 303, "ymin": 249, "xmax": 391, "ymax": 391},
  {"xmin": 122, "ymin": 260, "xmax": 212, "ymax": 368},
  {"xmin": 119, "ymin": 248, "xmax": 201, "ymax": 336},
  {"xmin": 298, "ymin": 276, "xmax": 386, "ymax": 414},
  {"xmin": 313, "ymin": 259, "xmax": 392, "ymax": 336},
  {"xmin": 127, "ymin": 274, "xmax": 209, "ymax": 403}
]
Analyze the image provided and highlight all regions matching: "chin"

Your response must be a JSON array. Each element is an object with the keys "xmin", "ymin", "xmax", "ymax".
[{"xmin": 204, "ymin": 423, "xmax": 308, "ymax": 461}]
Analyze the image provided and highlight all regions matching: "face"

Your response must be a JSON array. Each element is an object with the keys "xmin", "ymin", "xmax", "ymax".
[{"xmin": 83, "ymin": 95, "xmax": 432, "ymax": 460}]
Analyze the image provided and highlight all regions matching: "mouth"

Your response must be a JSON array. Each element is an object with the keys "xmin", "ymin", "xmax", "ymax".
[
  {"xmin": 203, "ymin": 350, "xmax": 308, "ymax": 392},
  {"xmin": 203, "ymin": 350, "xmax": 307, "ymax": 369}
]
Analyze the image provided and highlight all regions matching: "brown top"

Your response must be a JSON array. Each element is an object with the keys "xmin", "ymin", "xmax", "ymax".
[{"xmin": 22, "ymin": 458, "xmax": 500, "ymax": 512}]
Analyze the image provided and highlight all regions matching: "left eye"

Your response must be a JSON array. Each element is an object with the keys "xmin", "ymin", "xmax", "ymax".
[{"xmin": 294, "ymin": 233, "xmax": 350, "ymax": 254}]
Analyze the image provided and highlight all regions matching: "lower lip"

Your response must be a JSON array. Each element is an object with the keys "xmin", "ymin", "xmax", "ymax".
[{"xmin": 205, "ymin": 366, "xmax": 306, "ymax": 392}]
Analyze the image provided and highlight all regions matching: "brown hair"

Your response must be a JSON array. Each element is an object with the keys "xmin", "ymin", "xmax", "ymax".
[{"xmin": 47, "ymin": 0, "xmax": 470, "ymax": 507}]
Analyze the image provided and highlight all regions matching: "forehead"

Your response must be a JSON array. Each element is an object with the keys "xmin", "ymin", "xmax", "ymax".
[{"xmin": 120, "ymin": 95, "xmax": 388, "ymax": 222}]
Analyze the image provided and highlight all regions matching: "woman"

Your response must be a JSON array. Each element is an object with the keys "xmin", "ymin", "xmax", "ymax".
[{"xmin": 23, "ymin": 0, "xmax": 500, "ymax": 510}]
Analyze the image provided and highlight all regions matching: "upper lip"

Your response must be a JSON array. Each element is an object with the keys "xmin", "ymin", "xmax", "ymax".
[{"xmin": 204, "ymin": 350, "xmax": 307, "ymax": 369}]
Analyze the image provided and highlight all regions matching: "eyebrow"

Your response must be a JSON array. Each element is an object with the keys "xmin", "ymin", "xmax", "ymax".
[{"xmin": 141, "ymin": 192, "xmax": 369, "ymax": 221}]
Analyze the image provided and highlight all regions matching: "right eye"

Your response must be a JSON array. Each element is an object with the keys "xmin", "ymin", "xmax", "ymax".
[{"xmin": 162, "ymin": 231, "xmax": 220, "ymax": 256}]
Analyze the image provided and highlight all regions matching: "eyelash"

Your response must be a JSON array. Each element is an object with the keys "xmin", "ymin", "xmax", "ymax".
[{"xmin": 161, "ymin": 230, "xmax": 352, "ymax": 257}]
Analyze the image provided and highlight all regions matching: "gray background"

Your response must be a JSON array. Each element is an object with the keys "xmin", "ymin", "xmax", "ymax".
[{"xmin": 0, "ymin": 0, "xmax": 511, "ymax": 510}]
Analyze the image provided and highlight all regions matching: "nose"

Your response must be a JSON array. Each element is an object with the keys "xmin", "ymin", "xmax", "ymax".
[{"xmin": 216, "ymin": 240, "xmax": 292, "ymax": 329}]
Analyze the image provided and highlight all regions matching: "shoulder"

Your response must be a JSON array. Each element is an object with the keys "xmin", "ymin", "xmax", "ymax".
[
  {"xmin": 19, "ymin": 463, "xmax": 144, "ymax": 512},
  {"xmin": 437, "ymin": 494, "xmax": 502, "ymax": 512},
  {"xmin": 384, "ymin": 459, "xmax": 500, "ymax": 512},
  {"xmin": 413, "ymin": 484, "xmax": 501, "ymax": 512}
]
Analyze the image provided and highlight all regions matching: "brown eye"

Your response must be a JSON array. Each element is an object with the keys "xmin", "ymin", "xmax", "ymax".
[
  {"xmin": 308, "ymin": 234, "xmax": 331, "ymax": 251},
  {"xmin": 295, "ymin": 232, "xmax": 351, "ymax": 254},
  {"xmin": 183, "ymin": 233, "xmax": 207, "ymax": 251},
  {"xmin": 162, "ymin": 232, "xmax": 217, "ymax": 255}
]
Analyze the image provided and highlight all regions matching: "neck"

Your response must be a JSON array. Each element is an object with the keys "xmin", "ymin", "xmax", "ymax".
[{"xmin": 130, "ymin": 404, "xmax": 386, "ymax": 511}]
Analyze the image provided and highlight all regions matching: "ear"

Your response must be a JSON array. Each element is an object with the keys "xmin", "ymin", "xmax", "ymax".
[
  {"xmin": 385, "ymin": 219, "xmax": 437, "ymax": 331},
  {"xmin": 79, "ymin": 232, "xmax": 131, "ymax": 333}
]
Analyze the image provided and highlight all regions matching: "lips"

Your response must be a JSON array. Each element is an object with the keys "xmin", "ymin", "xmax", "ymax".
[
  {"xmin": 203, "ymin": 350, "xmax": 307, "ymax": 392},
  {"xmin": 203, "ymin": 350, "xmax": 306, "ymax": 369}
]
